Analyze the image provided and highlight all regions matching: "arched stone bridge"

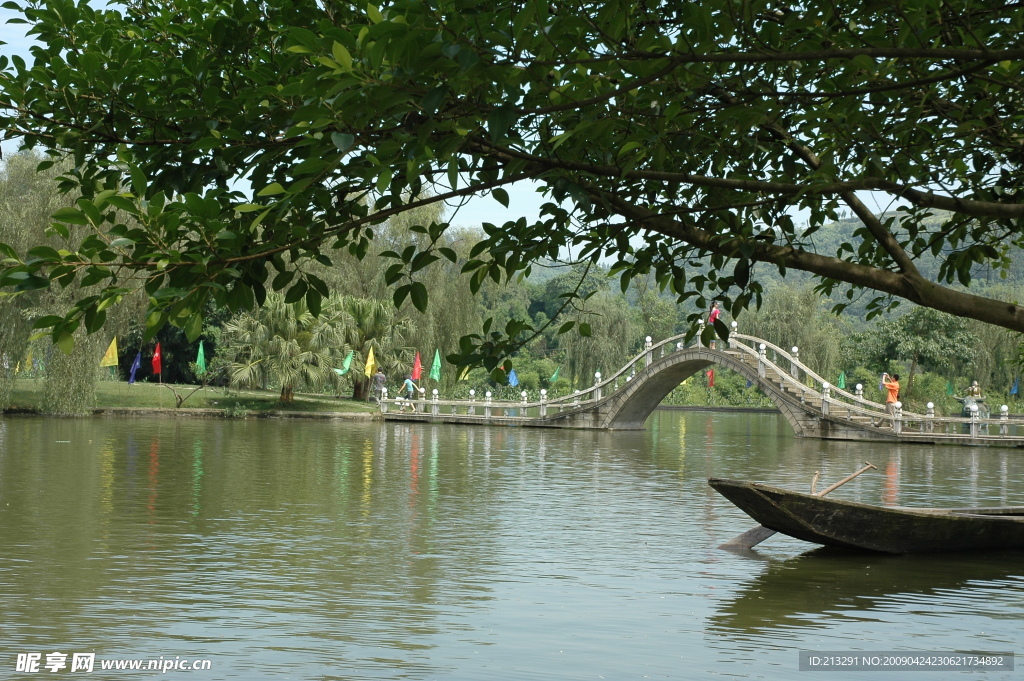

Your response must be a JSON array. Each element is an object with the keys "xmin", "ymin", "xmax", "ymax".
[{"xmin": 383, "ymin": 332, "xmax": 1024, "ymax": 446}]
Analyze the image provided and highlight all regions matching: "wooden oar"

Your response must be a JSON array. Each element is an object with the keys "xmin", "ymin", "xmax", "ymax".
[{"xmin": 718, "ymin": 462, "xmax": 877, "ymax": 550}]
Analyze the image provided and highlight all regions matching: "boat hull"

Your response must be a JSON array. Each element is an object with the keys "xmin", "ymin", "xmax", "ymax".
[{"xmin": 709, "ymin": 478, "xmax": 1024, "ymax": 554}]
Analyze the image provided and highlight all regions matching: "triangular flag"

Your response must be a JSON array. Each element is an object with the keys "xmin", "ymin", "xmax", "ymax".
[
  {"xmin": 837, "ymin": 371, "xmax": 846, "ymax": 390},
  {"xmin": 364, "ymin": 346, "xmax": 376, "ymax": 378},
  {"xmin": 129, "ymin": 351, "xmax": 141, "ymax": 384},
  {"xmin": 509, "ymin": 369, "xmax": 519, "ymax": 387},
  {"xmin": 152, "ymin": 342, "xmax": 162, "ymax": 374},
  {"xmin": 196, "ymin": 341, "xmax": 207, "ymax": 375},
  {"xmin": 1011, "ymin": 377, "xmax": 1019, "ymax": 396},
  {"xmin": 707, "ymin": 368, "xmax": 715, "ymax": 387},
  {"xmin": 429, "ymin": 349, "xmax": 441, "ymax": 382},
  {"xmin": 411, "ymin": 351, "xmax": 423, "ymax": 380},
  {"xmin": 550, "ymin": 366, "xmax": 560, "ymax": 383},
  {"xmin": 946, "ymin": 381, "xmax": 954, "ymax": 396},
  {"xmin": 100, "ymin": 337, "xmax": 119, "ymax": 367},
  {"xmin": 334, "ymin": 350, "xmax": 354, "ymax": 376}
]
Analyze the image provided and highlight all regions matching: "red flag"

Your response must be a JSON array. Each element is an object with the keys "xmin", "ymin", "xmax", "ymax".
[
  {"xmin": 706, "ymin": 369, "xmax": 715, "ymax": 387},
  {"xmin": 152, "ymin": 342, "xmax": 162, "ymax": 375},
  {"xmin": 411, "ymin": 351, "xmax": 422, "ymax": 380}
]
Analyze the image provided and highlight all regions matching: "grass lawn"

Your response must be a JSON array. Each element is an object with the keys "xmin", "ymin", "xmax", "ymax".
[{"xmin": 9, "ymin": 378, "xmax": 379, "ymax": 415}]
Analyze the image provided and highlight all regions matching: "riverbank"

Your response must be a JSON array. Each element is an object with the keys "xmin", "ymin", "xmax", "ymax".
[{"xmin": 4, "ymin": 378, "xmax": 379, "ymax": 419}]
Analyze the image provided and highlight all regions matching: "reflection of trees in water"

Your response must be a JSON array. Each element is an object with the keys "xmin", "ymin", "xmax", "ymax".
[
  {"xmin": 0, "ymin": 418, "xmax": 516, "ymax": 664},
  {"xmin": 708, "ymin": 548, "xmax": 1024, "ymax": 637}
]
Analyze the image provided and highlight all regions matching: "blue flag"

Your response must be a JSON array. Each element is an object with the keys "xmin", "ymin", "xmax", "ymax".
[
  {"xmin": 1012, "ymin": 377, "xmax": 1019, "ymax": 396},
  {"xmin": 129, "ymin": 351, "xmax": 141, "ymax": 384},
  {"xmin": 508, "ymin": 369, "xmax": 519, "ymax": 387}
]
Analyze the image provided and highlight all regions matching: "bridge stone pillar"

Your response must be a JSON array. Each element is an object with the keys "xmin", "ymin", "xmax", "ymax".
[
  {"xmin": 790, "ymin": 346, "xmax": 800, "ymax": 379},
  {"xmin": 594, "ymin": 372, "xmax": 602, "ymax": 400},
  {"xmin": 540, "ymin": 389, "xmax": 547, "ymax": 417},
  {"xmin": 1001, "ymin": 405, "xmax": 1009, "ymax": 435},
  {"xmin": 925, "ymin": 402, "xmax": 934, "ymax": 433},
  {"xmin": 645, "ymin": 336, "xmax": 653, "ymax": 366},
  {"xmin": 893, "ymin": 401, "xmax": 903, "ymax": 435},
  {"xmin": 821, "ymin": 383, "xmax": 830, "ymax": 416},
  {"xmin": 758, "ymin": 343, "xmax": 767, "ymax": 378}
]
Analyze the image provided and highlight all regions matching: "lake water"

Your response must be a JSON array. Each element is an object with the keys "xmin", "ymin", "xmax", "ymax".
[{"xmin": 1, "ymin": 411, "xmax": 1022, "ymax": 680}]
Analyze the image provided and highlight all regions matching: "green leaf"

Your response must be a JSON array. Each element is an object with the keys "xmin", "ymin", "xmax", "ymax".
[
  {"xmin": 331, "ymin": 132, "xmax": 354, "ymax": 152},
  {"xmin": 183, "ymin": 311, "xmax": 203, "ymax": 342},
  {"xmin": 492, "ymin": 188, "xmax": 510, "ymax": 208},
  {"xmin": 51, "ymin": 207, "xmax": 88, "ymax": 225},
  {"xmin": 257, "ymin": 182, "xmax": 286, "ymax": 197},
  {"xmin": 332, "ymin": 41, "xmax": 353, "ymax": 70},
  {"xmin": 409, "ymin": 281, "xmax": 428, "ymax": 312},
  {"xmin": 56, "ymin": 330, "xmax": 75, "ymax": 355},
  {"xmin": 367, "ymin": 3, "xmax": 383, "ymax": 23},
  {"xmin": 284, "ymin": 279, "xmax": 308, "ymax": 303}
]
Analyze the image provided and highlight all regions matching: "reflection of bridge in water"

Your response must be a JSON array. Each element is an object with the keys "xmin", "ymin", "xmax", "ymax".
[{"xmin": 382, "ymin": 332, "xmax": 1024, "ymax": 446}]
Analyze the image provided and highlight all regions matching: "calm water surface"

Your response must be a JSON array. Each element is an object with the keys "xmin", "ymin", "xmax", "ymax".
[{"xmin": 1, "ymin": 411, "xmax": 1022, "ymax": 680}]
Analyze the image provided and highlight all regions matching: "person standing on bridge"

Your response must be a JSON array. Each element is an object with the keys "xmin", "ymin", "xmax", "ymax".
[
  {"xmin": 708, "ymin": 301, "xmax": 721, "ymax": 349},
  {"xmin": 399, "ymin": 374, "xmax": 419, "ymax": 412},
  {"xmin": 875, "ymin": 372, "xmax": 900, "ymax": 428}
]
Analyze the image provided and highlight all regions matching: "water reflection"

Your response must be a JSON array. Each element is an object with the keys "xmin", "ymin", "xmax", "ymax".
[
  {"xmin": 710, "ymin": 548, "xmax": 1024, "ymax": 636},
  {"xmin": 1, "ymin": 412, "xmax": 1023, "ymax": 680}
]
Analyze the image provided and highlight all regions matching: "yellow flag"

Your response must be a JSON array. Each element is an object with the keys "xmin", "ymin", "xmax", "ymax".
[
  {"xmin": 100, "ymin": 337, "xmax": 119, "ymax": 367},
  {"xmin": 364, "ymin": 346, "xmax": 376, "ymax": 378}
]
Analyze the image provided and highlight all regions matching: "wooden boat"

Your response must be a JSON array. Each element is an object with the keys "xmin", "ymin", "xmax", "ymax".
[{"xmin": 709, "ymin": 478, "xmax": 1024, "ymax": 554}]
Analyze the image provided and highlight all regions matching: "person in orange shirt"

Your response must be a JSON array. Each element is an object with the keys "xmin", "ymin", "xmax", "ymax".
[{"xmin": 875, "ymin": 372, "xmax": 900, "ymax": 427}]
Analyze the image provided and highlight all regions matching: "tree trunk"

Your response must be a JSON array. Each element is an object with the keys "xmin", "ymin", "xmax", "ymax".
[
  {"xmin": 352, "ymin": 378, "xmax": 367, "ymax": 401},
  {"xmin": 280, "ymin": 385, "xmax": 294, "ymax": 402}
]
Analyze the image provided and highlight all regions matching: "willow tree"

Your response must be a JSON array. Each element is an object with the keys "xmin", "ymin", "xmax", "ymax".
[
  {"xmin": 0, "ymin": 151, "xmax": 142, "ymax": 414},
  {"xmin": 2, "ymin": 0, "xmax": 1024, "ymax": 372}
]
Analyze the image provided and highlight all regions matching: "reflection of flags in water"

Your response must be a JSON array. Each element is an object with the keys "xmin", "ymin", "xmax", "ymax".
[
  {"xmin": 837, "ymin": 371, "xmax": 846, "ymax": 390},
  {"xmin": 129, "ymin": 351, "xmax": 141, "ymax": 384},
  {"xmin": 508, "ymin": 369, "xmax": 519, "ymax": 387},
  {"xmin": 1011, "ymin": 377, "xmax": 1019, "ymax": 396},
  {"xmin": 706, "ymin": 369, "xmax": 715, "ymax": 387}
]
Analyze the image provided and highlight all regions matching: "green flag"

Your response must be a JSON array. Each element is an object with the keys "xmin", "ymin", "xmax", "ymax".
[
  {"xmin": 334, "ymin": 350, "xmax": 354, "ymax": 376},
  {"xmin": 429, "ymin": 349, "xmax": 441, "ymax": 381},
  {"xmin": 550, "ymin": 366, "xmax": 560, "ymax": 383},
  {"xmin": 946, "ymin": 381, "xmax": 954, "ymax": 395},
  {"xmin": 837, "ymin": 371, "xmax": 846, "ymax": 390},
  {"xmin": 196, "ymin": 341, "xmax": 207, "ymax": 375}
]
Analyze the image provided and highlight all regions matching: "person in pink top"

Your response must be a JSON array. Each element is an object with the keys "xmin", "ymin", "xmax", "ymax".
[{"xmin": 708, "ymin": 301, "xmax": 721, "ymax": 349}]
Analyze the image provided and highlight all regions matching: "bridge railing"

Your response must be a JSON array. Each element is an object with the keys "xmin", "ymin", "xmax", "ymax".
[{"xmin": 730, "ymin": 333, "xmax": 915, "ymax": 420}]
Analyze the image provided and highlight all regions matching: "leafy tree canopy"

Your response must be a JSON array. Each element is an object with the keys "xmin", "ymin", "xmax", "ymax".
[{"xmin": 2, "ymin": 0, "xmax": 1024, "ymax": 370}]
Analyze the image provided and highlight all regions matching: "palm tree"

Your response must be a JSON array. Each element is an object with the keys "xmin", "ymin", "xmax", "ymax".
[
  {"xmin": 221, "ymin": 292, "xmax": 349, "ymax": 401},
  {"xmin": 342, "ymin": 296, "xmax": 413, "ymax": 400}
]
